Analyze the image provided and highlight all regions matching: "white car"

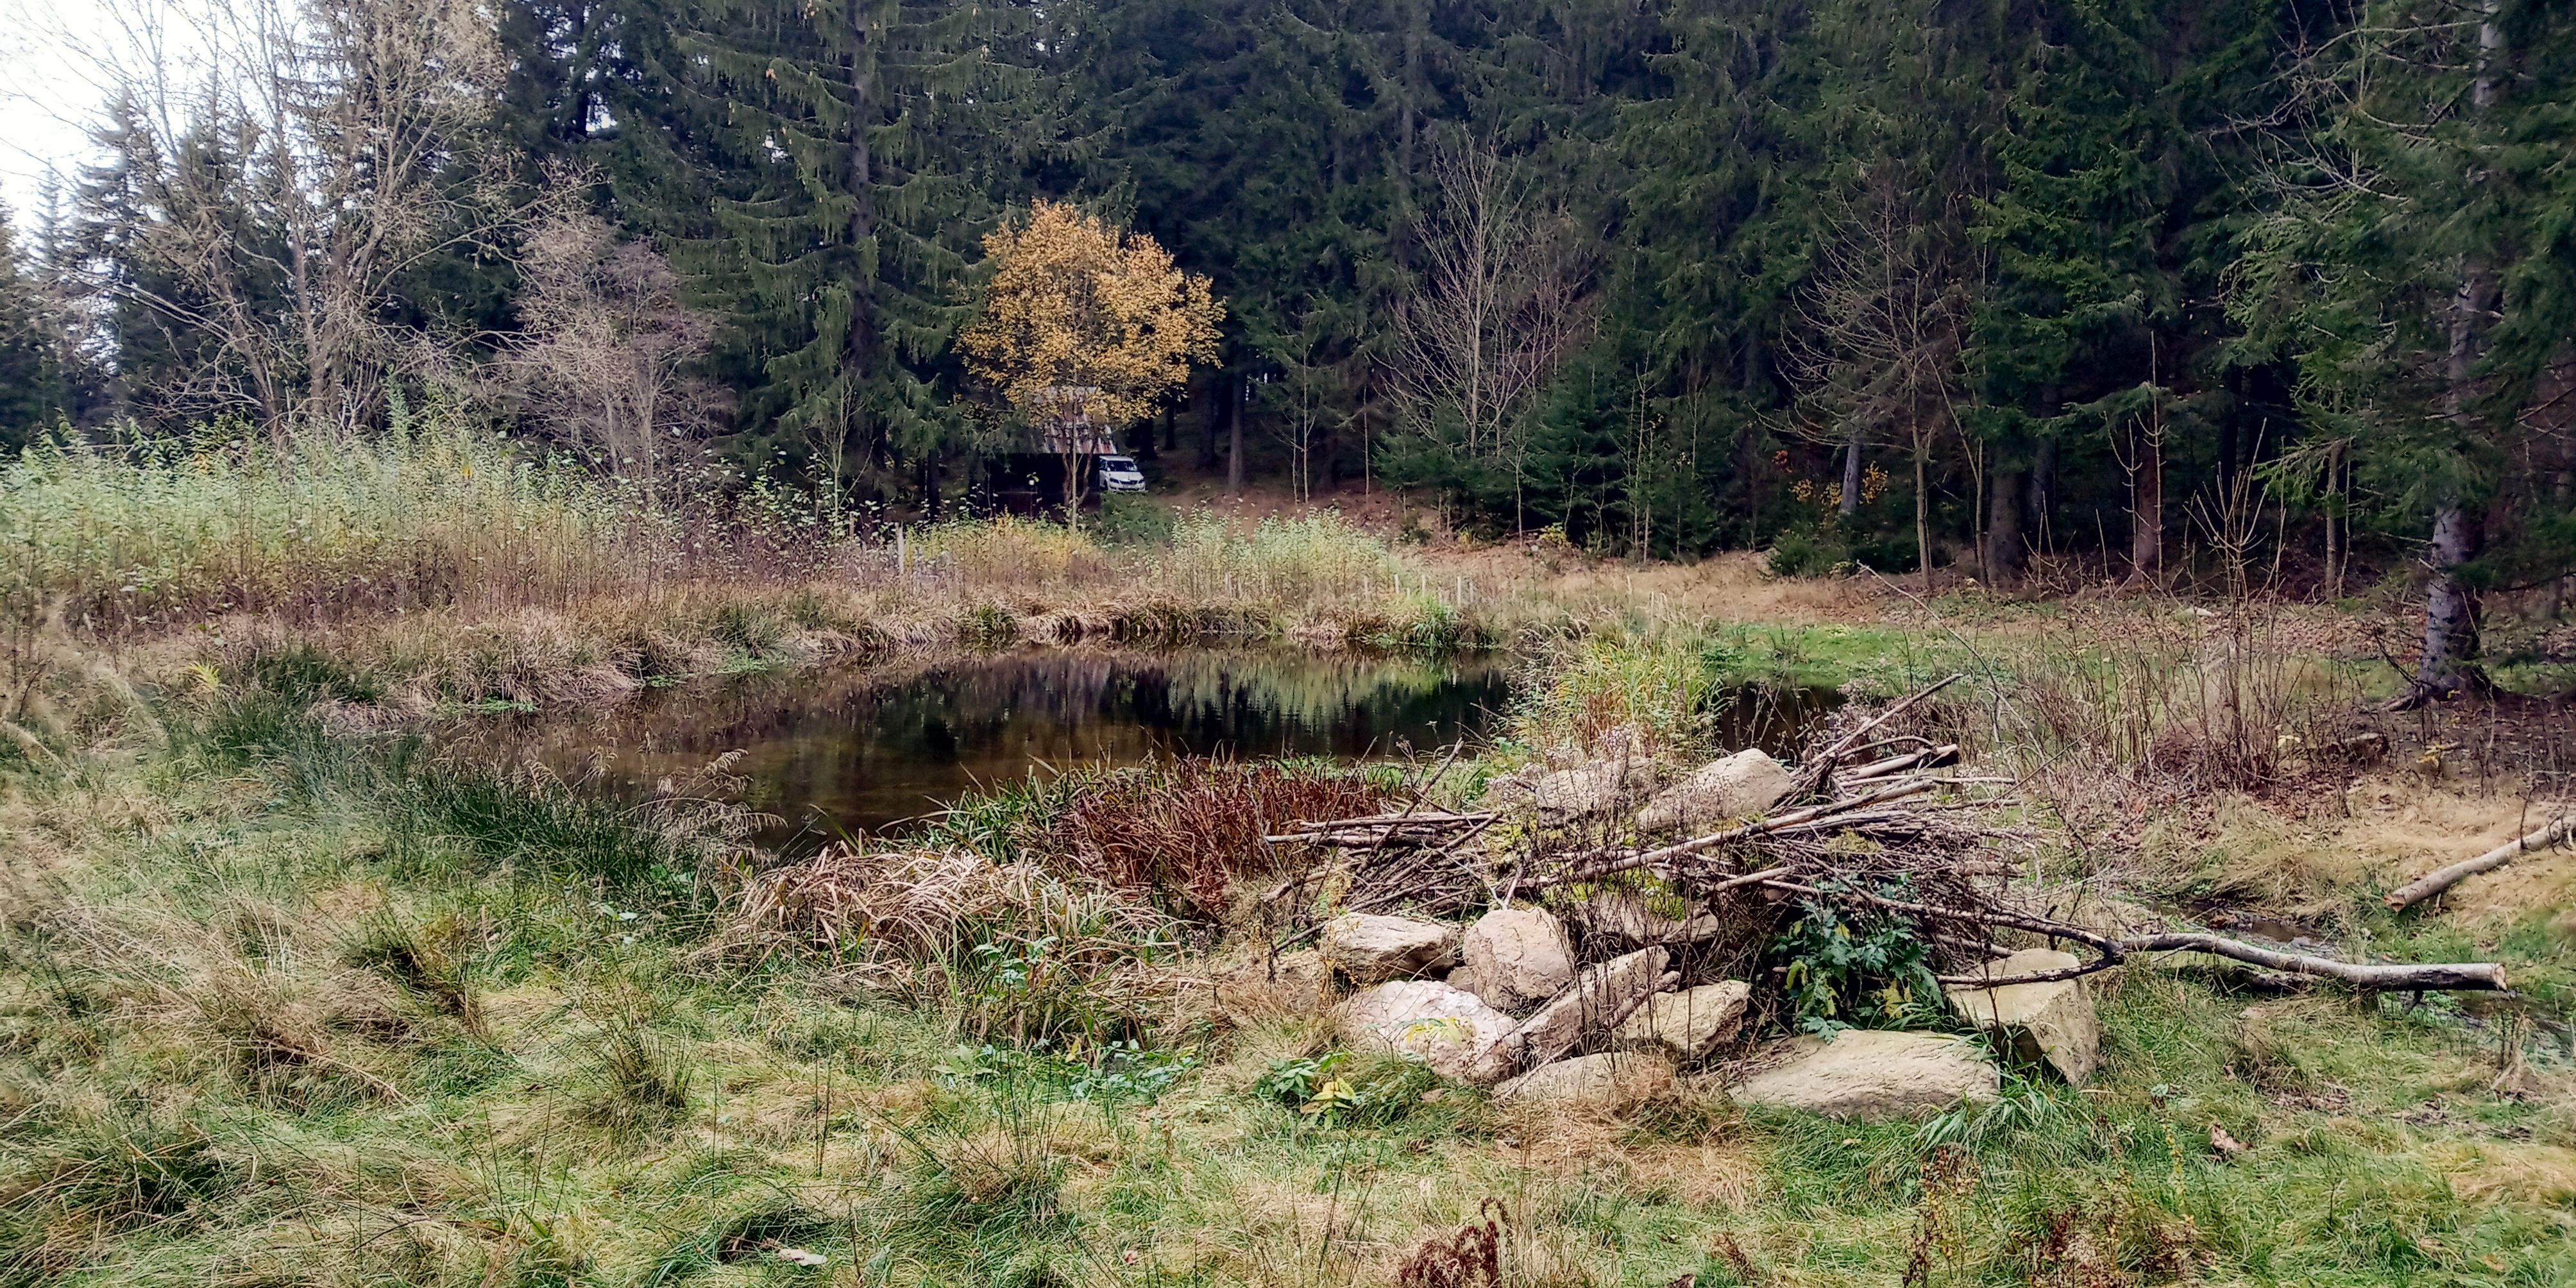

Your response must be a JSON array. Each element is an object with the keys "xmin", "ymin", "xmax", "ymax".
[{"xmin": 1096, "ymin": 454, "xmax": 1146, "ymax": 493}]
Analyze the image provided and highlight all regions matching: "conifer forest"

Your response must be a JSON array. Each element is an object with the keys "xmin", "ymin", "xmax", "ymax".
[
  {"xmin": 6, "ymin": 4, "xmax": 2576, "ymax": 1285},
  {"xmin": 0, "ymin": 1, "xmax": 2569, "ymax": 682}
]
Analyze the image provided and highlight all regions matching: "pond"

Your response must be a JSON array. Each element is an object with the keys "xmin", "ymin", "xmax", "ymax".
[
  {"xmin": 479, "ymin": 647, "xmax": 1845, "ymax": 851},
  {"xmin": 493, "ymin": 648, "xmax": 1516, "ymax": 847}
]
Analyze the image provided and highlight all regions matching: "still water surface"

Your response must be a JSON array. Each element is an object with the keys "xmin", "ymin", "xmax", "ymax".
[{"xmin": 503, "ymin": 649, "xmax": 1514, "ymax": 845}]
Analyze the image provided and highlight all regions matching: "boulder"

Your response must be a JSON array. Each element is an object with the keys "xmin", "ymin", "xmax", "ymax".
[
  {"xmin": 1495, "ymin": 1050, "xmax": 1680, "ymax": 1108},
  {"xmin": 1944, "ymin": 947, "xmax": 2102, "ymax": 1085},
  {"xmin": 1731, "ymin": 1030, "xmax": 1999, "ymax": 1121},
  {"xmin": 1524, "ymin": 758, "xmax": 1656, "ymax": 820},
  {"xmin": 1565, "ymin": 891, "xmax": 1725, "ymax": 947},
  {"xmin": 1321, "ymin": 913, "xmax": 1459, "ymax": 985},
  {"xmin": 1613, "ymin": 981, "xmax": 1752, "ymax": 1060},
  {"xmin": 1636, "ymin": 749, "xmax": 1795, "ymax": 832},
  {"xmin": 1495, "ymin": 946, "xmax": 1671, "ymax": 1076},
  {"xmin": 1335, "ymin": 981, "xmax": 1516, "ymax": 1082},
  {"xmin": 1453, "ymin": 906, "xmax": 1576, "ymax": 1010}
]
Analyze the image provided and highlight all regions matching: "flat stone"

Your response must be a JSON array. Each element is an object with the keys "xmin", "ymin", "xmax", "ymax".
[
  {"xmin": 1320, "ymin": 913, "xmax": 1459, "ymax": 985},
  {"xmin": 1453, "ymin": 906, "xmax": 1575, "ymax": 1010},
  {"xmin": 1489, "ymin": 946, "xmax": 1670, "ymax": 1078},
  {"xmin": 1495, "ymin": 1050, "xmax": 1680, "ymax": 1108},
  {"xmin": 1944, "ymin": 947, "xmax": 2102, "ymax": 1085},
  {"xmin": 1613, "ymin": 981, "xmax": 1752, "ymax": 1060},
  {"xmin": 1638, "ymin": 749, "xmax": 1795, "ymax": 831},
  {"xmin": 1731, "ymin": 1030, "xmax": 1999, "ymax": 1121},
  {"xmin": 1335, "ymin": 981, "xmax": 1516, "ymax": 1082}
]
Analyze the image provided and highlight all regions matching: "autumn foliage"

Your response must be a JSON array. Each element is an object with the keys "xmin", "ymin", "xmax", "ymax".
[{"xmin": 958, "ymin": 201, "xmax": 1224, "ymax": 427}]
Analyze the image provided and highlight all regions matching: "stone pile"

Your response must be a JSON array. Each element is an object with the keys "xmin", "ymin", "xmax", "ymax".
[
  {"xmin": 1318, "ymin": 901, "xmax": 2103, "ymax": 1119},
  {"xmin": 1291, "ymin": 731, "xmax": 2114, "ymax": 1119}
]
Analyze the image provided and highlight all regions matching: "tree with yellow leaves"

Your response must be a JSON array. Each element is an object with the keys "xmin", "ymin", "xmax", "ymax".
[{"xmin": 959, "ymin": 201, "xmax": 1224, "ymax": 516}]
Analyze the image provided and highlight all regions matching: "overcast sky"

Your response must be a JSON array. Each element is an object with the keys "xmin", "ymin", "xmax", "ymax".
[{"xmin": 0, "ymin": 1, "xmax": 205, "ymax": 225}]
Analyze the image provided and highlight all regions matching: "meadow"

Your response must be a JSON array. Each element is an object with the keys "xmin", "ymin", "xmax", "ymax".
[{"xmin": 3, "ymin": 422, "xmax": 2572, "ymax": 1287}]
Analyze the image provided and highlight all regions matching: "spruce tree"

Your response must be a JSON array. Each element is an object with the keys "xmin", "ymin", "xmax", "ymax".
[{"xmin": 666, "ymin": 0, "xmax": 1047, "ymax": 501}]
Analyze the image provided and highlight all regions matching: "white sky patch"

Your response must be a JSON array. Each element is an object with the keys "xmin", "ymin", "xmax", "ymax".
[{"xmin": 0, "ymin": 1, "xmax": 212, "ymax": 225}]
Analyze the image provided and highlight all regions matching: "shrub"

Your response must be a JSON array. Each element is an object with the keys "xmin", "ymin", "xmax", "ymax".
[
  {"xmin": 1512, "ymin": 634, "xmax": 1713, "ymax": 756},
  {"xmin": 1766, "ymin": 522, "xmax": 1853, "ymax": 578}
]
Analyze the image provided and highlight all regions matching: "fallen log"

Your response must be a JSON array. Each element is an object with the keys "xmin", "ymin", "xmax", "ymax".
[
  {"xmin": 2124, "ymin": 931, "xmax": 2507, "ymax": 992},
  {"xmin": 2384, "ymin": 811, "xmax": 2576, "ymax": 911},
  {"xmin": 1842, "ymin": 743, "xmax": 1962, "ymax": 783}
]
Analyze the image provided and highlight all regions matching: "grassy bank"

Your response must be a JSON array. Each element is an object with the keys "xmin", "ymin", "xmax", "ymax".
[
  {"xmin": 4, "ymin": 635, "xmax": 2573, "ymax": 1287},
  {"xmin": 7, "ymin": 423, "xmax": 2575, "ymax": 1285},
  {"xmin": 2, "ymin": 420, "xmax": 1592, "ymax": 743}
]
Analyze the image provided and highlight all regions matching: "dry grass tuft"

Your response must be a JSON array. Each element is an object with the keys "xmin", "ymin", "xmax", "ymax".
[{"xmin": 729, "ymin": 842, "xmax": 1182, "ymax": 1042}]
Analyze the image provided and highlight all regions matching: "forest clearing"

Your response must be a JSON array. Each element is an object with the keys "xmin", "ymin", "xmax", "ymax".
[
  {"xmin": 3, "ymin": 420, "xmax": 2573, "ymax": 1287},
  {"xmin": 8, "ymin": 0, "xmax": 2576, "ymax": 1283}
]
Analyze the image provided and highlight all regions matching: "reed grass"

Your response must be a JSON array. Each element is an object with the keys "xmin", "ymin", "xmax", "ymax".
[{"xmin": 2, "ymin": 419, "xmax": 676, "ymax": 632}]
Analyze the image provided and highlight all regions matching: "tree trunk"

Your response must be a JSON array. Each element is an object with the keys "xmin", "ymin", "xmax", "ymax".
[
  {"xmin": 2126, "ymin": 421, "xmax": 2163, "ymax": 588},
  {"xmin": 844, "ymin": 0, "xmax": 877, "ymax": 390},
  {"xmin": 2032, "ymin": 435, "xmax": 2058, "ymax": 555},
  {"xmin": 1985, "ymin": 468, "xmax": 2026, "ymax": 588},
  {"xmin": 2323, "ymin": 440, "xmax": 2344, "ymax": 600},
  {"xmin": 1197, "ymin": 378, "xmax": 1220, "ymax": 470},
  {"xmin": 1913, "ymin": 446, "xmax": 1931, "ymax": 598},
  {"xmin": 1838, "ymin": 426, "xmax": 1862, "ymax": 520},
  {"xmin": 1226, "ymin": 373, "xmax": 1245, "ymax": 493},
  {"xmin": 2412, "ymin": 1, "xmax": 2504, "ymax": 702}
]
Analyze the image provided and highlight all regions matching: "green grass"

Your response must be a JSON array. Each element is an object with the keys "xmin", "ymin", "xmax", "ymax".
[
  {"xmin": 1694, "ymin": 622, "xmax": 1955, "ymax": 696},
  {"xmin": 6, "ymin": 641, "xmax": 2575, "ymax": 1287}
]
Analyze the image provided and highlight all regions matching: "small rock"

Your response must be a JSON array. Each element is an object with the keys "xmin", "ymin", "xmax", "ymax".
[
  {"xmin": 1495, "ymin": 1050, "xmax": 1680, "ymax": 1108},
  {"xmin": 1638, "ymin": 749, "xmax": 1795, "ymax": 831},
  {"xmin": 1613, "ymin": 981, "xmax": 1752, "ymax": 1060},
  {"xmin": 1495, "ymin": 946, "xmax": 1670, "ymax": 1076},
  {"xmin": 1565, "ymin": 891, "xmax": 1725, "ymax": 946},
  {"xmin": 1321, "ymin": 913, "xmax": 1459, "ymax": 985},
  {"xmin": 1731, "ymin": 1030, "xmax": 1999, "ymax": 1121},
  {"xmin": 1335, "ymin": 981, "xmax": 1516, "ymax": 1081},
  {"xmin": 1454, "ymin": 906, "xmax": 1576, "ymax": 1010},
  {"xmin": 1943, "ymin": 947, "xmax": 2102, "ymax": 1085}
]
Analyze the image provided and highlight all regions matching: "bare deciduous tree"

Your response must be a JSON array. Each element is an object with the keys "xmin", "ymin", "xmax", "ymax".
[
  {"xmin": 1385, "ymin": 133, "xmax": 1596, "ymax": 529},
  {"xmin": 1783, "ymin": 157, "xmax": 1976, "ymax": 594},
  {"xmin": 75, "ymin": 0, "xmax": 519, "ymax": 437},
  {"xmin": 1256, "ymin": 310, "xmax": 1353, "ymax": 503},
  {"xmin": 493, "ymin": 200, "xmax": 726, "ymax": 502}
]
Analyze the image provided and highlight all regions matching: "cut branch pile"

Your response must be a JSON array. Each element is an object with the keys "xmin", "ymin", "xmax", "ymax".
[{"xmin": 1280, "ymin": 674, "xmax": 2511, "ymax": 996}]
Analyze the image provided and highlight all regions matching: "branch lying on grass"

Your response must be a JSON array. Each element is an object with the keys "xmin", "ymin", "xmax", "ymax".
[
  {"xmin": 1262, "ymin": 811, "xmax": 1494, "ymax": 845},
  {"xmin": 2384, "ymin": 811, "xmax": 2576, "ymax": 911},
  {"xmin": 2123, "ymin": 932, "xmax": 2507, "ymax": 991}
]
